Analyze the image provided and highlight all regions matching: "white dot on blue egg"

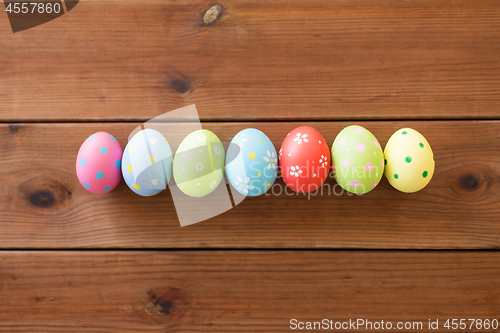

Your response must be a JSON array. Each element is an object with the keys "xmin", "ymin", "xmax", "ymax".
[
  {"xmin": 103, "ymin": 186, "xmax": 111, "ymax": 191},
  {"xmin": 80, "ymin": 158, "xmax": 86, "ymax": 166},
  {"xmin": 100, "ymin": 147, "xmax": 107, "ymax": 154},
  {"xmin": 96, "ymin": 171, "xmax": 104, "ymax": 179},
  {"xmin": 109, "ymin": 135, "xmax": 116, "ymax": 141},
  {"xmin": 115, "ymin": 160, "xmax": 121, "ymax": 168},
  {"xmin": 84, "ymin": 183, "xmax": 90, "ymax": 189}
]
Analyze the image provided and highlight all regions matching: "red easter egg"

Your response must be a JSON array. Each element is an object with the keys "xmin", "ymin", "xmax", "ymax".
[{"xmin": 279, "ymin": 126, "xmax": 331, "ymax": 193}]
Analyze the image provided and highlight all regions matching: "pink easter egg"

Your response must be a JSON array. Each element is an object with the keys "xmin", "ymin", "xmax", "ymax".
[{"xmin": 76, "ymin": 132, "xmax": 123, "ymax": 194}]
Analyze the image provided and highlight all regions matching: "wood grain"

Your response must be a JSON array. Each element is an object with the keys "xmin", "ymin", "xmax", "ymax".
[
  {"xmin": 0, "ymin": 121, "xmax": 498, "ymax": 249},
  {"xmin": 0, "ymin": 251, "xmax": 498, "ymax": 332},
  {"xmin": 0, "ymin": 0, "xmax": 499, "ymax": 121}
]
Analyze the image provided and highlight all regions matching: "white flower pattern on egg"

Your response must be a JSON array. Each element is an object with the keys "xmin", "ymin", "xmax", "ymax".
[
  {"xmin": 294, "ymin": 133, "xmax": 309, "ymax": 145},
  {"xmin": 233, "ymin": 175, "xmax": 254, "ymax": 194},
  {"xmin": 233, "ymin": 132, "xmax": 248, "ymax": 148},
  {"xmin": 195, "ymin": 162, "xmax": 204, "ymax": 171},
  {"xmin": 290, "ymin": 165, "xmax": 303, "ymax": 178},
  {"xmin": 319, "ymin": 155, "xmax": 328, "ymax": 168},
  {"xmin": 263, "ymin": 150, "xmax": 276, "ymax": 170}
]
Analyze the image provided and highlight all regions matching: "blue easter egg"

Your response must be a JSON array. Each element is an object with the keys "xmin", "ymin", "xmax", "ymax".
[
  {"xmin": 121, "ymin": 129, "xmax": 173, "ymax": 197},
  {"xmin": 225, "ymin": 128, "xmax": 277, "ymax": 197}
]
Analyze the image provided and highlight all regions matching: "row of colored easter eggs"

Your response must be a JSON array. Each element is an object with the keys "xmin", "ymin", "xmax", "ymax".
[
  {"xmin": 76, "ymin": 126, "xmax": 434, "ymax": 196},
  {"xmin": 281, "ymin": 125, "xmax": 434, "ymax": 194}
]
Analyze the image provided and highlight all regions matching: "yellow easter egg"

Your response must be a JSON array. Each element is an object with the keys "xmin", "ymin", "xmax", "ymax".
[{"xmin": 384, "ymin": 128, "xmax": 435, "ymax": 193}]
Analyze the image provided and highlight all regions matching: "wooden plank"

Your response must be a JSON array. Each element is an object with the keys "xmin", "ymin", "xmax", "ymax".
[
  {"xmin": 0, "ymin": 251, "xmax": 498, "ymax": 332},
  {"xmin": 0, "ymin": 0, "xmax": 499, "ymax": 121},
  {"xmin": 0, "ymin": 121, "xmax": 498, "ymax": 249}
]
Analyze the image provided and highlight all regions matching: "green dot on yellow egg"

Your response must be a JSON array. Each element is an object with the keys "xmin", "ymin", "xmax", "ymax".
[
  {"xmin": 419, "ymin": 142, "xmax": 424, "ymax": 148},
  {"xmin": 394, "ymin": 174, "xmax": 399, "ymax": 179},
  {"xmin": 423, "ymin": 171, "xmax": 428, "ymax": 178},
  {"xmin": 405, "ymin": 156, "xmax": 412, "ymax": 163},
  {"xmin": 402, "ymin": 131, "xmax": 407, "ymax": 135},
  {"xmin": 384, "ymin": 159, "xmax": 387, "ymax": 165}
]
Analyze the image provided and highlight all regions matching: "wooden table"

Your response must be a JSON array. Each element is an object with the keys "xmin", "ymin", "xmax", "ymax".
[{"xmin": 0, "ymin": 0, "xmax": 499, "ymax": 331}]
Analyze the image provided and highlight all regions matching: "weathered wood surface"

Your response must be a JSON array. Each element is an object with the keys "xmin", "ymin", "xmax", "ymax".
[
  {"xmin": 1, "ymin": 0, "xmax": 498, "ymax": 331},
  {"xmin": 0, "ymin": 251, "xmax": 498, "ymax": 332},
  {"xmin": 0, "ymin": 121, "xmax": 498, "ymax": 249},
  {"xmin": 0, "ymin": 0, "xmax": 499, "ymax": 121}
]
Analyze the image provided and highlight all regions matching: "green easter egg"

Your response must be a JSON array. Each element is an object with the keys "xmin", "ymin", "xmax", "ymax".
[
  {"xmin": 331, "ymin": 125, "xmax": 384, "ymax": 194},
  {"xmin": 173, "ymin": 129, "xmax": 225, "ymax": 197}
]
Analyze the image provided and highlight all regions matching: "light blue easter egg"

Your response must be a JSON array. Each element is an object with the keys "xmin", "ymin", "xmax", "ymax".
[
  {"xmin": 225, "ymin": 128, "xmax": 277, "ymax": 197},
  {"xmin": 121, "ymin": 129, "xmax": 173, "ymax": 196}
]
